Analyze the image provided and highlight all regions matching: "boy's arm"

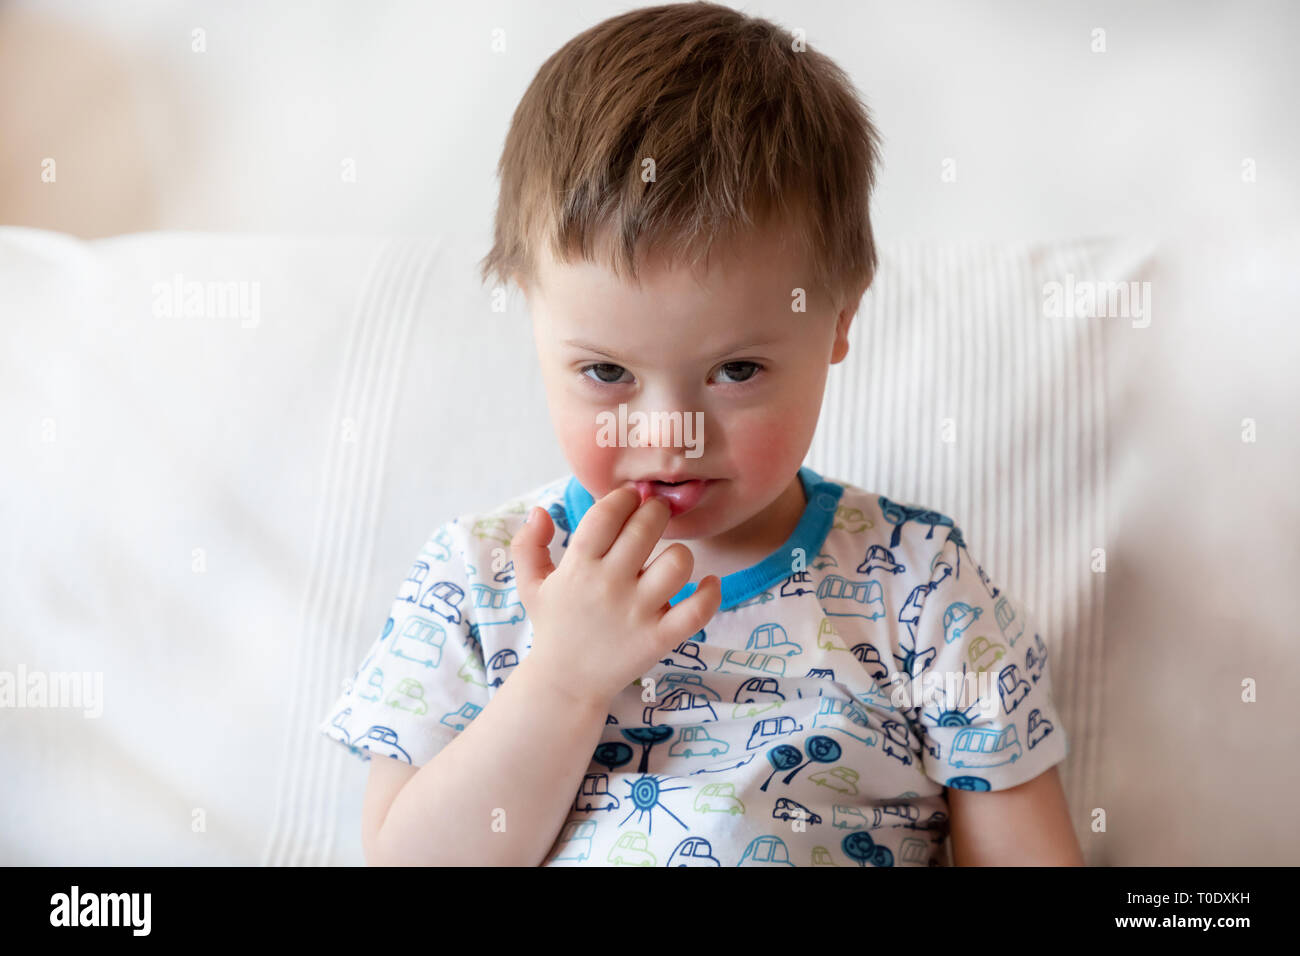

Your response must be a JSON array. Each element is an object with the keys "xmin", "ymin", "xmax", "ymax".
[
  {"xmin": 946, "ymin": 766, "xmax": 1084, "ymax": 865},
  {"xmin": 362, "ymin": 656, "xmax": 611, "ymax": 867}
]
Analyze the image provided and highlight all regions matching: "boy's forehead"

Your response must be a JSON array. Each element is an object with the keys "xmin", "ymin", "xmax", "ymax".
[{"xmin": 532, "ymin": 224, "xmax": 812, "ymax": 341}]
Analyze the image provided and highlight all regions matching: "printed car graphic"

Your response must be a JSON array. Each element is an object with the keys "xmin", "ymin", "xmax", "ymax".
[
  {"xmin": 857, "ymin": 544, "xmax": 905, "ymax": 576},
  {"xmin": 1024, "ymin": 632, "xmax": 1048, "ymax": 683},
  {"xmin": 942, "ymin": 602, "xmax": 982, "ymax": 644},
  {"xmin": 968, "ymin": 635, "xmax": 1007, "ymax": 674},
  {"xmin": 661, "ymin": 640, "xmax": 707, "ymax": 671},
  {"xmin": 357, "ymin": 667, "xmax": 384, "ymax": 703},
  {"xmin": 349, "ymin": 725, "xmax": 411, "ymax": 763},
  {"xmin": 993, "ymin": 594, "xmax": 1023, "ymax": 647},
  {"xmin": 833, "ymin": 505, "xmax": 872, "ymax": 534},
  {"xmin": 738, "ymin": 835, "xmax": 795, "ymax": 867},
  {"xmin": 997, "ymin": 663, "xmax": 1031, "ymax": 715},
  {"xmin": 693, "ymin": 783, "xmax": 745, "ymax": 814},
  {"xmin": 385, "ymin": 677, "xmax": 428, "ymax": 714},
  {"xmin": 1026, "ymin": 708, "xmax": 1054, "ymax": 749},
  {"xmin": 669, "ymin": 725, "xmax": 730, "ymax": 758},
  {"xmin": 870, "ymin": 804, "xmax": 919, "ymax": 827},
  {"xmin": 644, "ymin": 689, "xmax": 719, "ymax": 726},
  {"xmin": 746, "ymin": 623, "xmax": 802, "ymax": 657},
  {"xmin": 457, "ymin": 652, "xmax": 488, "ymax": 688},
  {"xmin": 548, "ymin": 820, "xmax": 597, "ymax": 863},
  {"xmin": 574, "ymin": 773, "xmax": 620, "ymax": 812},
  {"xmin": 779, "ymin": 571, "xmax": 817, "ymax": 598},
  {"xmin": 810, "ymin": 846, "xmax": 839, "ymax": 866},
  {"xmin": 731, "ymin": 677, "xmax": 784, "ymax": 719},
  {"xmin": 487, "ymin": 560, "xmax": 515, "ymax": 585},
  {"xmin": 608, "ymin": 831, "xmax": 656, "ymax": 866},
  {"xmin": 667, "ymin": 836, "xmax": 720, "ymax": 867},
  {"xmin": 898, "ymin": 837, "xmax": 930, "ymax": 865},
  {"xmin": 658, "ymin": 673, "xmax": 722, "ymax": 701},
  {"xmin": 744, "ymin": 715, "xmax": 803, "ymax": 750},
  {"xmin": 809, "ymin": 766, "xmax": 860, "ymax": 795},
  {"xmin": 398, "ymin": 561, "xmax": 430, "ymax": 602},
  {"xmin": 718, "ymin": 650, "xmax": 786, "ymax": 678},
  {"xmin": 832, "ymin": 805, "xmax": 870, "ymax": 830},
  {"xmin": 471, "ymin": 517, "xmax": 511, "ymax": 547},
  {"xmin": 812, "ymin": 696, "xmax": 879, "ymax": 747},
  {"xmin": 857, "ymin": 684, "xmax": 897, "ymax": 713},
  {"xmin": 914, "ymin": 722, "xmax": 942, "ymax": 762},
  {"xmin": 418, "ymin": 580, "xmax": 464, "ymax": 625},
  {"xmin": 880, "ymin": 720, "xmax": 914, "ymax": 766},
  {"xmin": 812, "ymin": 551, "xmax": 839, "ymax": 570},
  {"xmin": 440, "ymin": 702, "xmax": 481, "ymax": 731},
  {"xmin": 850, "ymin": 641, "xmax": 889, "ymax": 681},
  {"xmin": 816, "ymin": 616, "xmax": 853, "ymax": 652},
  {"xmin": 897, "ymin": 579, "xmax": 941, "ymax": 645},
  {"xmin": 329, "ymin": 708, "xmax": 352, "ymax": 745},
  {"xmin": 773, "ymin": 798, "xmax": 822, "ymax": 826},
  {"xmin": 486, "ymin": 648, "xmax": 519, "ymax": 686}
]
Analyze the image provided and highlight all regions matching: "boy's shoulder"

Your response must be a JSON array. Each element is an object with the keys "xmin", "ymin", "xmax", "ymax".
[
  {"xmin": 820, "ymin": 474, "xmax": 1022, "ymax": 636},
  {"xmin": 425, "ymin": 473, "xmax": 574, "ymax": 568},
  {"xmin": 820, "ymin": 475, "xmax": 966, "ymax": 559}
]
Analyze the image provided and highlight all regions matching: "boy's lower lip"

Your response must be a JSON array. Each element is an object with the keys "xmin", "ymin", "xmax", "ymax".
[{"xmin": 633, "ymin": 479, "xmax": 715, "ymax": 516}]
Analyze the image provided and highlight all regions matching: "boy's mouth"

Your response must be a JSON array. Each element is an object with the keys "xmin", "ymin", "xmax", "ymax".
[{"xmin": 633, "ymin": 478, "xmax": 714, "ymax": 517}]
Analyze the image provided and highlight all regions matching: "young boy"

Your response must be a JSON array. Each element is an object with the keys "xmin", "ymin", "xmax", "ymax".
[{"xmin": 320, "ymin": 1, "xmax": 1082, "ymax": 867}]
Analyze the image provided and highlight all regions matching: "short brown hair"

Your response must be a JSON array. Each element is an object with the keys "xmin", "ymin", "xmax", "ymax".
[{"xmin": 479, "ymin": 1, "xmax": 883, "ymax": 312}]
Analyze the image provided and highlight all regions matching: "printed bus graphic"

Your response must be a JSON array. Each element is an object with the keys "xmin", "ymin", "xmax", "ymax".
[
  {"xmin": 389, "ymin": 616, "xmax": 447, "ymax": 669},
  {"xmin": 398, "ymin": 561, "xmax": 430, "ymax": 602},
  {"xmin": 949, "ymin": 725, "xmax": 1022, "ymax": 768},
  {"xmin": 470, "ymin": 583, "xmax": 525, "ymax": 626},
  {"xmin": 816, "ymin": 575, "xmax": 886, "ymax": 621}
]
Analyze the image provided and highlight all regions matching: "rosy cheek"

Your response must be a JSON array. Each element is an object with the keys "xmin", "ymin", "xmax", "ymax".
[
  {"xmin": 723, "ymin": 408, "xmax": 808, "ymax": 488},
  {"xmin": 555, "ymin": 401, "xmax": 619, "ymax": 495}
]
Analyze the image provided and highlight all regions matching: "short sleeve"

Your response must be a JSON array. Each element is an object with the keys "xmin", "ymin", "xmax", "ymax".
[
  {"xmin": 318, "ymin": 517, "xmax": 490, "ymax": 767},
  {"xmin": 904, "ymin": 526, "xmax": 1069, "ymax": 792}
]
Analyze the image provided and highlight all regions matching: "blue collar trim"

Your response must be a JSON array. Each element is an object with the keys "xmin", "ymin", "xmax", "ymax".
[{"xmin": 562, "ymin": 466, "xmax": 844, "ymax": 612}]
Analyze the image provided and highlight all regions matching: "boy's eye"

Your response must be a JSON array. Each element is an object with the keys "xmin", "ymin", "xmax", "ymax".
[
  {"xmin": 579, "ymin": 360, "xmax": 764, "ymax": 387},
  {"xmin": 581, "ymin": 363, "xmax": 629, "ymax": 385},
  {"xmin": 714, "ymin": 361, "xmax": 762, "ymax": 384}
]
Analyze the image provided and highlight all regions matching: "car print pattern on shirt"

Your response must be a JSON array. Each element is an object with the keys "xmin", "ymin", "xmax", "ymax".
[{"xmin": 319, "ymin": 467, "xmax": 1069, "ymax": 866}]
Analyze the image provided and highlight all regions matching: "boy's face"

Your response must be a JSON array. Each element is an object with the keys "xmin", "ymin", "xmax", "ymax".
[{"xmin": 523, "ymin": 222, "xmax": 858, "ymax": 557}]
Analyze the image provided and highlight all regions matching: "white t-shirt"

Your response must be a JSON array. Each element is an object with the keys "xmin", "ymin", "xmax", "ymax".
[{"xmin": 320, "ymin": 466, "xmax": 1069, "ymax": 867}]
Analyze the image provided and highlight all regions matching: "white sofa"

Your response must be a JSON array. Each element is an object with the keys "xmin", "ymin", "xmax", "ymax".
[{"xmin": 2, "ymin": 226, "xmax": 1294, "ymax": 865}]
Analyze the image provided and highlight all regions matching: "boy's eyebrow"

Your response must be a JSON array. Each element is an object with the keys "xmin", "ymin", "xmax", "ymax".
[{"xmin": 563, "ymin": 337, "xmax": 780, "ymax": 362}]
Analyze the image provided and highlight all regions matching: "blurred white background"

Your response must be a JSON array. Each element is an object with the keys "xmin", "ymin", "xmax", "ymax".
[{"xmin": 2, "ymin": 0, "xmax": 1295, "ymax": 242}]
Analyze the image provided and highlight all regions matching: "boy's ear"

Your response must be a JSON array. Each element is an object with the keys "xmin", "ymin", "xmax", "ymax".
[{"xmin": 830, "ymin": 289, "xmax": 863, "ymax": 365}]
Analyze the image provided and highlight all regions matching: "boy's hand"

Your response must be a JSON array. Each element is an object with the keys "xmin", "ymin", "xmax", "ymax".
[{"xmin": 510, "ymin": 484, "xmax": 722, "ymax": 708}]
